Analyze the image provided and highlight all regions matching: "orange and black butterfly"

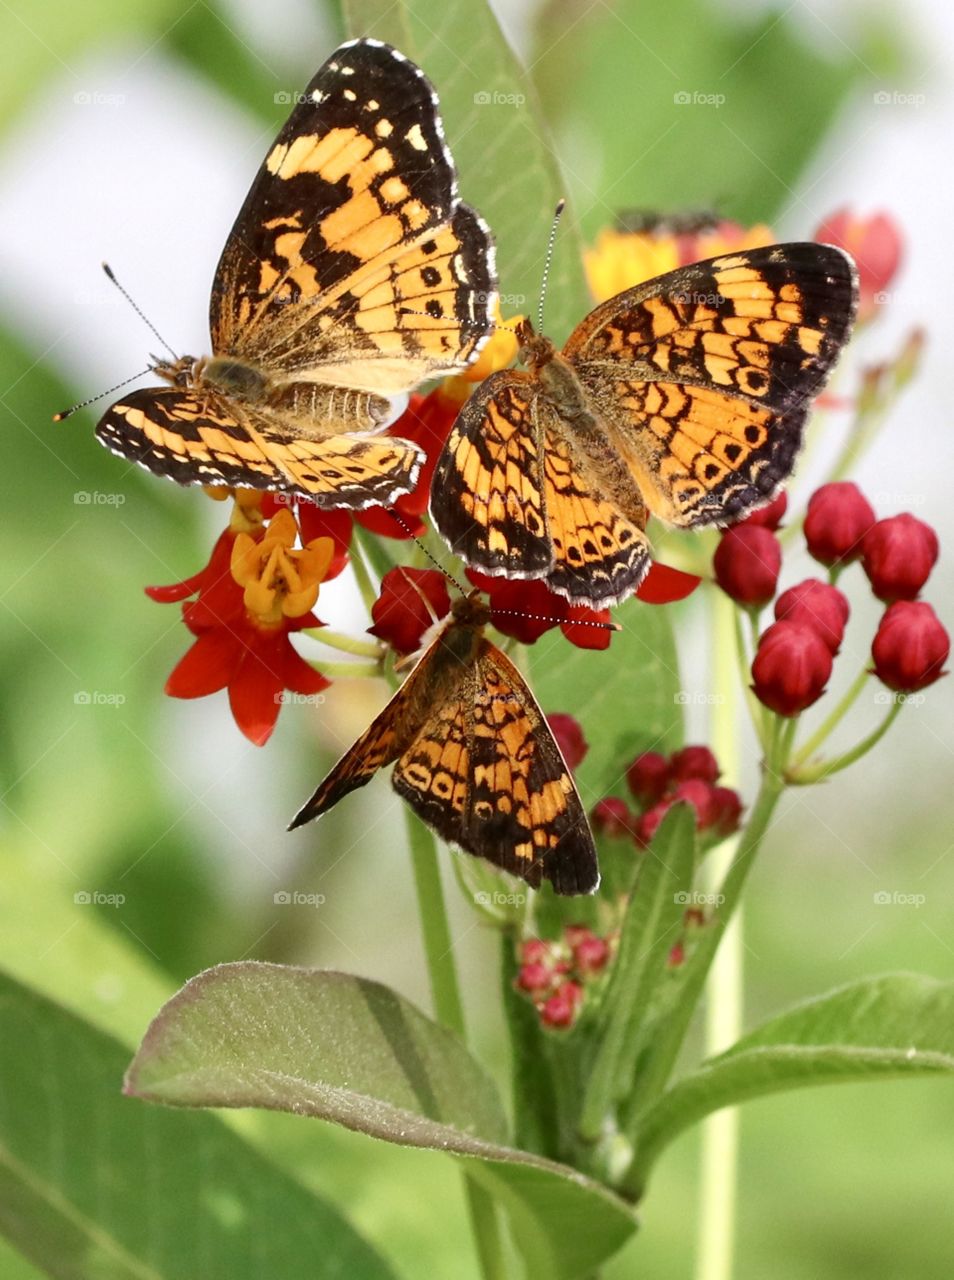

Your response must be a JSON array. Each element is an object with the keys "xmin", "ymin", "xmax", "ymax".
[
  {"xmin": 94, "ymin": 38, "xmax": 496, "ymax": 507},
  {"xmin": 431, "ymin": 244, "xmax": 857, "ymax": 607},
  {"xmin": 290, "ymin": 591, "xmax": 599, "ymax": 895}
]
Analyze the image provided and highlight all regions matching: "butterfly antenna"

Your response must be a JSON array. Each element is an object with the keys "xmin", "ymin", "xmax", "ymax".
[
  {"xmin": 492, "ymin": 607, "xmax": 620, "ymax": 634},
  {"xmin": 101, "ymin": 262, "xmax": 178, "ymax": 361},
  {"xmin": 537, "ymin": 198, "xmax": 566, "ymax": 333},
  {"xmin": 382, "ymin": 508, "xmax": 468, "ymax": 595},
  {"xmin": 52, "ymin": 367, "xmax": 152, "ymax": 422}
]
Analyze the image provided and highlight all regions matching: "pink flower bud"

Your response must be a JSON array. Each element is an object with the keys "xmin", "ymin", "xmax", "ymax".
[
  {"xmin": 671, "ymin": 779, "xmax": 719, "ymax": 829},
  {"xmin": 804, "ymin": 482, "xmax": 875, "ymax": 566},
  {"xmin": 751, "ymin": 621, "xmax": 833, "ymax": 717},
  {"xmin": 815, "ymin": 209, "xmax": 903, "ymax": 319},
  {"xmin": 541, "ymin": 981, "xmax": 583, "ymax": 1029},
  {"xmin": 635, "ymin": 799, "xmax": 674, "ymax": 847},
  {"xmin": 871, "ymin": 601, "xmax": 949, "ymax": 692},
  {"xmin": 861, "ymin": 514, "xmax": 939, "ymax": 603},
  {"xmin": 775, "ymin": 578, "xmax": 850, "ymax": 655},
  {"xmin": 516, "ymin": 963, "xmax": 552, "ymax": 994},
  {"xmin": 591, "ymin": 797, "xmax": 636, "ymax": 838},
  {"xmin": 713, "ymin": 526, "xmax": 782, "ymax": 607},
  {"xmin": 709, "ymin": 786, "xmax": 744, "ymax": 837},
  {"xmin": 574, "ymin": 935, "xmax": 611, "ymax": 975}
]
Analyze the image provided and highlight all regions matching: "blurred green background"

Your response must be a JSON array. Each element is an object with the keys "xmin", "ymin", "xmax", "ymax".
[{"xmin": 1, "ymin": 0, "xmax": 952, "ymax": 1276}]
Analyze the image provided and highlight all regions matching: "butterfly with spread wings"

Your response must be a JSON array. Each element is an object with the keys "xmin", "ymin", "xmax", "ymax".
[
  {"xmin": 289, "ymin": 592, "xmax": 599, "ymax": 896},
  {"xmin": 95, "ymin": 38, "xmax": 496, "ymax": 508},
  {"xmin": 431, "ymin": 243, "xmax": 857, "ymax": 606}
]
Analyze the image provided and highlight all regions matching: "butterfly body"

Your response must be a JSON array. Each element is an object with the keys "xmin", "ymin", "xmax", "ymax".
[
  {"xmin": 290, "ymin": 590, "xmax": 599, "ymax": 895},
  {"xmin": 95, "ymin": 38, "xmax": 496, "ymax": 506},
  {"xmin": 432, "ymin": 243, "xmax": 857, "ymax": 606}
]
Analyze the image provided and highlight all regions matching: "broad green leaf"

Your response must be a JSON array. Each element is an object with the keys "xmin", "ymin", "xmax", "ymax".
[
  {"xmin": 632, "ymin": 973, "xmax": 954, "ymax": 1186},
  {"xmin": 0, "ymin": 971, "xmax": 397, "ymax": 1280},
  {"xmin": 578, "ymin": 805, "xmax": 695, "ymax": 1142},
  {"xmin": 127, "ymin": 962, "xmax": 639, "ymax": 1278},
  {"xmin": 532, "ymin": 0, "xmax": 901, "ymax": 235},
  {"xmin": 341, "ymin": 0, "xmax": 589, "ymax": 342},
  {"xmin": 530, "ymin": 594, "xmax": 684, "ymax": 809}
]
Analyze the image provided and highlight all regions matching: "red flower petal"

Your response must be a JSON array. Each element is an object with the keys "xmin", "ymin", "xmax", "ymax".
[
  {"xmin": 295, "ymin": 504, "xmax": 352, "ymax": 580},
  {"xmin": 636, "ymin": 561, "xmax": 701, "ymax": 604},
  {"xmin": 228, "ymin": 634, "xmax": 287, "ymax": 746},
  {"xmin": 281, "ymin": 642, "xmax": 331, "ymax": 697},
  {"xmin": 165, "ymin": 628, "xmax": 242, "ymax": 698},
  {"xmin": 561, "ymin": 605, "xmax": 613, "ymax": 650}
]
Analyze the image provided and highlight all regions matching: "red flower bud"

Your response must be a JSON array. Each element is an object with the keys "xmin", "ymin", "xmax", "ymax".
[
  {"xmin": 668, "ymin": 941, "xmax": 685, "ymax": 968},
  {"xmin": 574, "ymin": 934, "xmax": 611, "ymax": 975},
  {"xmin": 804, "ymin": 482, "xmax": 875, "ymax": 566},
  {"xmin": 635, "ymin": 798, "xmax": 673, "ymax": 847},
  {"xmin": 734, "ymin": 490, "xmax": 787, "ymax": 530},
  {"xmin": 751, "ymin": 621, "xmax": 833, "ymax": 717},
  {"xmin": 861, "ymin": 514, "xmax": 939, "ymax": 603},
  {"xmin": 625, "ymin": 751, "xmax": 670, "ymax": 804},
  {"xmin": 713, "ymin": 526, "xmax": 782, "ymax": 607},
  {"xmin": 591, "ymin": 797, "xmax": 636, "ymax": 839},
  {"xmin": 516, "ymin": 962, "xmax": 553, "ymax": 994},
  {"xmin": 709, "ymin": 786, "xmax": 744, "ymax": 837},
  {"xmin": 541, "ymin": 981, "xmax": 583, "ymax": 1029},
  {"xmin": 369, "ymin": 567, "xmax": 450, "ymax": 655},
  {"xmin": 871, "ymin": 601, "xmax": 949, "ymax": 692},
  {"xmin": 671, "ymin": 779, "xmax": 719, "ymax": 829},
  {"xmin": 669, "ymin": 744, "xmax": 720, "ymax": 785},
  {"xmin": 546, "ymin": 713, "xmax": 588, "ymax": 771},
  {"xmin": 775, "ymin": 578, "xmax": 850, "ymax": 655},
  {"xmin": 815, "ymin": 208, "xmax": 903, "ymax": 319}
]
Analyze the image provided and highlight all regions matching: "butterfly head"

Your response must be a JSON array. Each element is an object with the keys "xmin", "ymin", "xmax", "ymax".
[
  {"xmin": 152, "ymin": 354, "xmax": 201, "ymax": 388},
  {"xmin": 451, "ymin": 590, "xmax": 492, "ymax": 631},
  {"xmin": 515, "ymin": 318, "xmax": 557, "ymax": 372}
]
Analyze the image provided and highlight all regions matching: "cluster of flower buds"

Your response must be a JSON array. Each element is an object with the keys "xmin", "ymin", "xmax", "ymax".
[
  {"xmin": 515, "ymin": 926, "xmax": 614, "ymax": 1030},
  {"xmin": 590, "ymin": 744, "xmax": 743, "ymax": 849},
  {"xmin": 714, "ymin": 482, "xmax": 948, "ymax": 716}
]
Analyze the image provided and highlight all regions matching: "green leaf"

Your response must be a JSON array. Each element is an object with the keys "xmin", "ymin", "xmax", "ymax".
[
  {"xmin": 0, "ymin": 970, "xmax": 397, "ymax": 1280},
  {"xmin": 532, "ymin": 0, "xmax": 898, "ymax": 234},
  {"xmin": 341, "ymin": 0, "xmax": 589, "ymax": 341},
  {"xmin": 632, "ymin": 973, "xmax": 954, "ymax": 1185},
  {"xmin": 127, "ymin": 962, "xmax": 639, "ymax": 1277},
  {"xmin": 530, "ymin": 594, "xmax": 684, "ymax": 810},
  {"xmin": 578, "ymin": 805, "xmax": 696, "ymax": 1142}
]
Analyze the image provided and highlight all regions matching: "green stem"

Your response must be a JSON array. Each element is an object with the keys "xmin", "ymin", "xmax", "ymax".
[
  {"xmin": 311, "ymin": 660, "xmax": 381, "ymax": 680},
  {"xmin": 623, "ymin": 770, "xmax": 785, "ymax": 1196},
  {"xmin": 402, "ymin": 810, "xmax": 507, "ymax": 1278},
  {"xmin": 732, "ymin": 607, "xmax": 768, "ymax": 751},
  {"xmin": 789, "ymin": 700, "xmax": 903, "ymax": 784},
  {"xmin": 348, "ymin": 528, "xmax": 382, "ymax": 614},
  {"xmin": 305, "ymin": 628, "xmax": 383, "ymax": 658},
  {"xmin": 790, "ymin": 669, "xmax": 870, "ymax": 768},
  {"xmin": 694, "ymin": 587, "xmax": 744, "ymax": 1280}
]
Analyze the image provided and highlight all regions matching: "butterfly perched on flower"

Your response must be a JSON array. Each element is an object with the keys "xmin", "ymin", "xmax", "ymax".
[
  {"xmin": 431, "ymin": 244, "xmax": 857, "ymax": 606},
  {"xmin": 95, "ymin": 38, "xmax": 496, "ymax": 508},
  {"xmin": 290, "ymin": 591, "xmax": 599, "ymax": 895}
]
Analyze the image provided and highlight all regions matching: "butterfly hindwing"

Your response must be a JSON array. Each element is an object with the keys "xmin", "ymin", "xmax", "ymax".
[
  {"xmin": 97, "ymin": 387, "xmax": 423, "ymax": 504},
  {"xmin": 568, "ymin": 243, "xmax": 858, "ymax": 527},
  {"xmin": 431, "ymin": 370, "xmax": 553, "ymax": 579},
  {"xmin": 392, "ymin": 636, "xmax": 598, "ymax": 893}
]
